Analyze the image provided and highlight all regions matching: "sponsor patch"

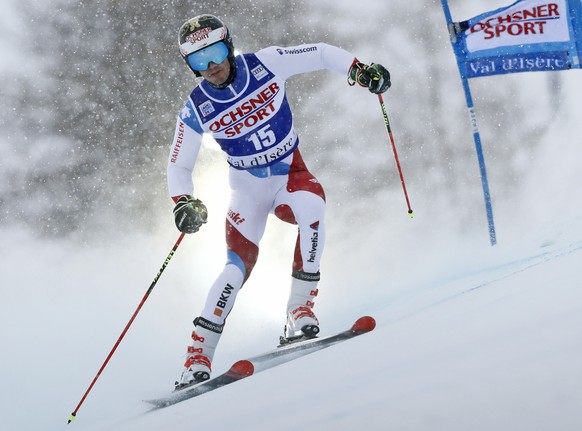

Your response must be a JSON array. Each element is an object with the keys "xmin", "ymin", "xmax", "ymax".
[
  {"xmin": 199, "ymin": 100, "xmax": 215, "ymax": 117},
  {"xmin": 276, "ymin": 46, "xmax": 318, "ymax": 55},
  {"xmin": 228, "ymin": 208, "xmax": 246, "ymax": 225},
  {"xmin": 251, "ymin": 65, "xmax": 268, "ymax": 80},
  {"xmin": 214, "ymin": 283, "xmax": 235, "ymax": 317},
  {"xmin": 180, "ymin": 106, "xmax": 192, "ymax": 119}
]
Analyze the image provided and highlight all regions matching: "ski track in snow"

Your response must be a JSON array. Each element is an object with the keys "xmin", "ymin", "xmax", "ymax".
[
  {"xmin": 387, "ymin": 240, "xmax": 582, "ymax": 324},
  {"xmin": 2, "ymin": 229, "xmax": 574, "ymax": 431}
]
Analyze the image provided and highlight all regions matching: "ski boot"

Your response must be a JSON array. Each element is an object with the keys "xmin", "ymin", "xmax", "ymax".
[
  {"xmin": 175, "ymin": 318, "xmax": 222, "ymax": 390},
  {"xmin": 279, "ymin": 271, "xmax": 320, "ymax": 346}
]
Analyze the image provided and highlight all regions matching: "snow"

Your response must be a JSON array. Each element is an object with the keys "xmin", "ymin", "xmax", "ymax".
[{"xmin": 3, "ymin": 201, "xmax": 582, "ymax": 431}]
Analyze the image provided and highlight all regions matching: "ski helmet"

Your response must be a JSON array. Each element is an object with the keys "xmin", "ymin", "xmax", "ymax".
[{"xmin": 178, "ymin": 15, "xmax": 235, "ymax": 79}]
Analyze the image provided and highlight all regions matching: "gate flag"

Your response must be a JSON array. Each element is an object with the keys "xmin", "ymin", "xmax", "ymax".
[
  {"xmin": 449, "ymin": 0, "xmax": 582, "ymax": 78},
  {"xmin": 441, "ymin": 0, "xmax": 582, "ymax": 245}
]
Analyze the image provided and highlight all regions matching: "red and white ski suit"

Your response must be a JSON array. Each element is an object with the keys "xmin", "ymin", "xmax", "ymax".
[{"xmin": 167, "ymin": 43, "xmax": 356, "ymax": 326}]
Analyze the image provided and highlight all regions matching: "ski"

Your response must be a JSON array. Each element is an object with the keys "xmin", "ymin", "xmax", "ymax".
[
  {"xmin": 144, "ymin": 360, "xmax": 254, "ymax": 408},
  {"xmin": 144, "ymin": 316, "xmax": 375, "ymax": 409},
  {"xmin": 252, "ymin": 315, "xmax": 376, "ymax": 365}
]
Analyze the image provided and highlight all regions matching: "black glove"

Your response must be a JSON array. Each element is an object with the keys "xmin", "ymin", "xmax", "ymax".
[
  {"xmin": 173, "ymin": 195, "xmax": 208, "ymax": 234},
  {"xmin": 349, "ymin": 62, "xmax": 391, "ymax": 94}
]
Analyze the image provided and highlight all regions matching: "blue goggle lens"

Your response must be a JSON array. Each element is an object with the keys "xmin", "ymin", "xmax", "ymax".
[{"xmin": 186, "ymin": 42, "xmax": 229, "ymax": 71}]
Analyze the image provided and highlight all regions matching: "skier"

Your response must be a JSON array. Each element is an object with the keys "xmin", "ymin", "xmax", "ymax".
[{"xmin": 168, "ymin": 14, "xmax": 391, "ymax": 388}]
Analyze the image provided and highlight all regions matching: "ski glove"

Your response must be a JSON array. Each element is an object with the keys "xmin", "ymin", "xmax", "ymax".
[
  {"xmin": 349, "ymin": 62, "xmax": 391, "ymax": 94},
  {"xmin": 173, "ymin": 195, "xmax": 208, "ymax": 234}
]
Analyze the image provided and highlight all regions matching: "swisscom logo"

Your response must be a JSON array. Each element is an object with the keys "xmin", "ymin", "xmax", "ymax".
[{"xmin": 276, "ymin": 46, "xmax": 317, "ymax": 55}]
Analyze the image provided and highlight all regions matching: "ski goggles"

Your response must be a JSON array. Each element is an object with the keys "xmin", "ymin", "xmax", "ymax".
[{"xmin": 186, "ymin": 42, "xmax": 229, "ymax": 71}]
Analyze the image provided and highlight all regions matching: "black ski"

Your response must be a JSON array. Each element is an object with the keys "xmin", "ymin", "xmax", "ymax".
[
  {"xmin": 144, "ymin": 316, "xmax": 375, "ymax": 409},
  {"xmin": 144, "ymin": 360, "xmax": 254, "ymax": 408},
  {"xmin": 251, "ymin": 315, "xmax": 376, "ymax": 365}
]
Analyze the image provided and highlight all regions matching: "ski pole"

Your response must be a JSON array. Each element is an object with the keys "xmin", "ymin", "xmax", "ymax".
[
  {"xmin": 67, "ymin": 232, "xmax": 186, "ymax": 424},
  {"xmin": 377, "ymin": 93, "xmax": 414, "ymax": 217}
]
